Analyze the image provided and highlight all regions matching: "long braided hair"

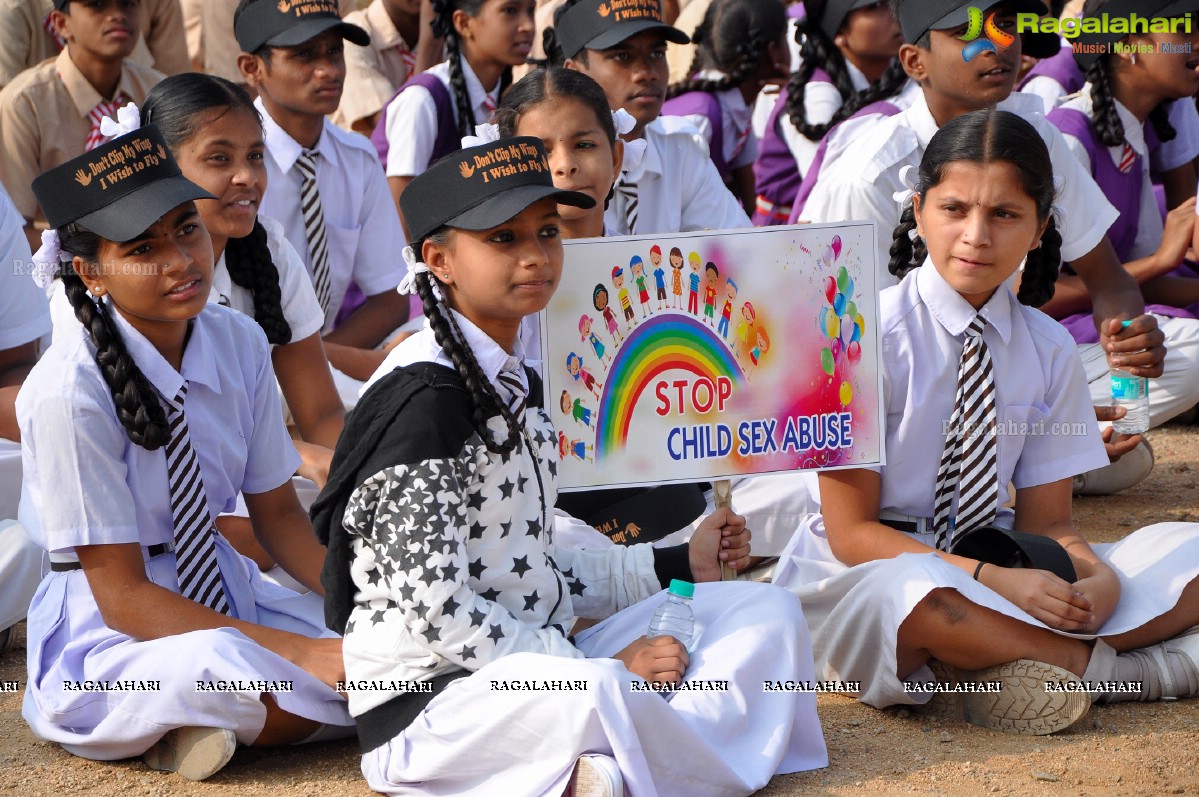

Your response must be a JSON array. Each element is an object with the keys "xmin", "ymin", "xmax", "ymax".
[
  {"xmin": 784, "ymin": 0, "xmax": 907, "ymax": 141},
  {"xmin": 888, "ymin": 110, "xmax": 1063, "ymax": 308},
  {"xmin": 412, "ymin": 236, "xmax": 522, "ymax": 455},
  {"xmin": 431, "ymin": 0, "xmax": 516, "ymax": 139},
  {"xmin": 141, "ymin": 73, "xmax": 292, "ymax": 346},
  {"xmin": 58, "ymin": 225, "xmax": 172, "ymax": 450},
  {"xmin": 665, "ymin": 0, "xmax": 786, "ymax": 99},
  {"xmin": 1082, "ymin": 0, "xmax": 1176, "ymax": 148}
]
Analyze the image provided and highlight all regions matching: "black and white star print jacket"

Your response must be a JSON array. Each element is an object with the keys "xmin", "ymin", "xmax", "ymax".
[{"xmin": 319, "ymin": 362, "xmax": 664, "ymax": 748}]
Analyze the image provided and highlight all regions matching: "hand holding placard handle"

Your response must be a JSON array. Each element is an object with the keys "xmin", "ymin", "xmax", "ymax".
[{"xmin": 713, "ymin": 479, "xmax": 733, "ymax": 581}]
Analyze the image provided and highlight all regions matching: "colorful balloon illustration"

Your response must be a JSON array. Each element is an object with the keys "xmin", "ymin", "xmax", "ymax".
[
  {"xmin": 833, "ymin": 292, "xmax": 846, "ymax": 317},
  {"xmin": 847, "ymin": 340, "xmax": 862, "ymax": 364},
  {"xmin": 839, "ymin": 381, "xmax": 853, "ymax": 406},
  {"xmin": 853, "ymin": 314, "xmax": 864, "ymax": 343},
  {"xmin": 836, "ymin": 266, "xmax": 849, "ymax": 294},
  {"xmin": 845, "ymin": 300, "xmax": 857, "ymax": 321},
  {"xmin": 840, "ymin": 314, "xmax": 854, "ymax": 346},
  {"xmin": 823, "ymin": 275, "xmax": 837, "ymax": 304},
  {"xmin": 831, "ymin": 235, "xmax": 842, "ymax": 260},
  {"xmin": 820, "ymin": 347, "xmax": 835, "ymax": 376}
]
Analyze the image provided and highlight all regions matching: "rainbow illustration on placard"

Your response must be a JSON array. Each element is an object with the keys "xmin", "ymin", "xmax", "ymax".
[{"xmin": 595, "ymin": 314, "xmax": 744, "ymax": 457}]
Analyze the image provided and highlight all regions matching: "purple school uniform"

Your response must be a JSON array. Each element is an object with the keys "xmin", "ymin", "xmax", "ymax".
[
  {"xmin": 752, "ymin": 69, "xmax": 835, "ymax": 226},
  {"xmin": 371, "ymin": 73, "xmax": 458, "ymax": 172},
  {"xmin": 1047, "ymin": 106, "xmax": 1195, "ymax": 344},
  {"xmin": 786, "ymin": 98, "xmax": 901, "ymax": 224},
  {"xmin": 661, "ymin": 91, "xmax": 729, "ymax": 180},
  {"xmin": 1018, "ymin": 45, "xmax": 1084, "ymax": 95}
]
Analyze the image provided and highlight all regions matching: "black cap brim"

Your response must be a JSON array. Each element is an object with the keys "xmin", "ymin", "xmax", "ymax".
[
  {"xmin": 928, "ymin": 0, "xmax": 1047, "ymax": 33},
  {"xmin": 74, "ymin": 175, "xmax": 216, "ymax": 243},
  {"xmin": 582, "ymin": 19, "xmax": 690, "ymax": 52},
  {"xmin": 264, "ymin": 18, "xmax": 369, "ymax": 49},
  {"xmin": 446, "ymin": 185, "xmax": 596, "ymax": 232}
]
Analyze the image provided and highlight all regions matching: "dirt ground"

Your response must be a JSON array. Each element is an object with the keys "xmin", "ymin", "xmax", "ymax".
[{"xmin": 3, "ymin": 425, "xmax": 1198, "ymax": 796}]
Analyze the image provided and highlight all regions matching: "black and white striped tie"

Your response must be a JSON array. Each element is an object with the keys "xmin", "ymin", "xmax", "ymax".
[
  {"xmin": 295, "ymin": 149, "xmax": 333, "ymax": 316},
  {"xmin": 616, "ymin": 177, "xmax": 638, "ymax": 235},
  {"xmin": 932, "ymin": 316, "xmax": 998, "ymax": 550},
  {"xmin": 164, "ymin": 384, "xmax": 229, "ymax": 614},
  {"xmin": 496, "ymin": 361, "xmax": 527, "ymax": 425}
]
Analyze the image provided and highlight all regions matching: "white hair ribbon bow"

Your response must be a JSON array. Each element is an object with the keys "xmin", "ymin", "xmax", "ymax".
[
  {"xmin": 461, "ymin": 123, "xmax": 501, "ymax": 150},
  {"xmin": 99, "ymin": 101, "xmax": 142, "ymax": 139},
  {"xmin": 613, "ymin": 109, "xmax": 647, "ymax": 177},
  {"xmin": 31, "ymin": 229, "xmax": 63, "ymax": 290},
  {"xmin": 891, "ymin": 163, "xmax": 920, "ymax": 208},
  {"xmin": 397, "ymin": 244, "xmax": 440, "ymax": 298}
]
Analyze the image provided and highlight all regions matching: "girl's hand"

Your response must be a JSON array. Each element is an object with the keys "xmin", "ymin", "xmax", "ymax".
[
  {"xmin": 615, "ymin": 635, "xmax": 688, "ymax": 686},
  {"xmin": 1069, "ymin": 560, "xmax": 1121, "ymax": 632},
  {"xmin": 294, "ymin": 441, "xmax": 333, "ymax": 490},
  {"xmin": 1156, "ymin": 196, "xmax": 1197, "ymax": 274},
  {"xmin": 1101, "ymin": 315, "xmax": 1165, "ymax": 379},
  {"xmin": 980, "ymin": 566, "xmax": 1094, "ymax": 632},
  {"xmin": 688, "ymin": 507, "xmax": 751, "ymax": 582},
  {"xmin": 287, "ymin": 636, "xmax": 346, "ymax": 691}
]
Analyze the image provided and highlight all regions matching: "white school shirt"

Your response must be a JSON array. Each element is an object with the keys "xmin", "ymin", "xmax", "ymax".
[
  {"xmin": 1056, "ymin": 89, "xmax": 1163, "ymax": 262},
  {"xmin": 17, "ymin": 303, "xmax": 299, "ymax": 555},
  {"xmin": 801, "ymin": 91, "xmax": 1119, "ymax": 288},
  {"xmin": 208, "ymin": 214, "xmax": 326, "ymax": 345},
  {"xmin": 674, "ymin": 73, "xmax": 758, "ymax": 171},
  {"xmin": 383, "ymin": 59, "xmax": 500, "ymax": 178},
  {"xmin": 878, "ymin": 261, "xmax": 1108, "ymax": 523},
  {"xmin": 256, "ymin": 98, "xmax": 406, "ymax": 332},
  {"xmin": 604, "ymin": 116, "xmax": 751, "ymax": 236},
  {"xmin": 0, "ymin": 187, "xmax": 50, "ymax": 352}
]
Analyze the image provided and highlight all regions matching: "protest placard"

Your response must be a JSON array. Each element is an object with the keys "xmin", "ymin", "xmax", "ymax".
[{"xmin": 542, "ymin": 222, "xmax": 885, "ymax": 490}]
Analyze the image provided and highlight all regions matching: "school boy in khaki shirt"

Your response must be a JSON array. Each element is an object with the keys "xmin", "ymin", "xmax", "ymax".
[
  {"xmin": 0, "ymin": 0, "xmax": 186, "ymax": 89},
  {"xmin": 0, "ymin": 0, "xmax": 163, "ymax": 247}
]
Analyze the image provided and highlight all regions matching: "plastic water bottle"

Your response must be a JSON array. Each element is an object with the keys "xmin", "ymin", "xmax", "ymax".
[
  {"xmin": 647, "ymin": 579, "xmax": 695, "ymax": 649},
  {"xmin": 1111, "ymin": 369, "xmax": 1149, "ymax": 434},
  {"xmin": 1110, "ymin": 320, "xmax": 1149, "ymax": 435}
]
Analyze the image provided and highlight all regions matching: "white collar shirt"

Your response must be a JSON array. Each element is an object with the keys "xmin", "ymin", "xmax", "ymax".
[
  {"xmin": 18, "ymin": 304, "xmax": 298, "ymax": 555},
  {"xmin": 604, "ymin": 116, "xmax": 751, "ymax": 236},
  {"xmin": 876, "ymin": 261, "xmax": 1107, "ymax": 534},
  {"xmin": 801, "ymin": 90, "xmax": 1118, "ymax": 288},
  {"xmin": 257, "ymin": 97, "xmax": 406, "ymax": 331}
]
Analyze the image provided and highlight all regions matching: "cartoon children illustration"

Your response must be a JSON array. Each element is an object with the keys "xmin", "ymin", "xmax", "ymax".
[
  {"xmin": 718, "ymin": 278, "xmax": 737, "ymax": 339},
  {"xmin": 631, "ymin": 256, "xmax": 652, "ymax": 318},
  {"xmin": 687, "ymin": 251, "xmax": 702, "ymax": 315},
  {"xmin": 734, "ymin": 301, "xmax": 756, "ymax": 362},
  {"xmin": 651, "ymin": 251, "xmax": 668, "ymax": 311},
  {"xmin": 593, "ymin": 283, "xmax": 624, "ymax": 344},
  {"xmin": 612, "ymin": 266, "xmax": 636, "ymax": 327},
  {"xmin": 560, "ymin": 390, "xmax": 593, "ymax": 428},
  {"xmin": 669, "ymin": 247, "xmax": 684, "ymax": 309},
  {"xmin": 702, "ymin": 262, "xmax": 719, "ymax": 326},
  {"xmin": 579, "ymin": 314, "xmax": 611, "ymax": 366},
  {"xmin": 750, "ymin": 327, "xmax": 770, "ymax": 366},
  {"xmin": 566, "ymin": 352, "xmax": 603, "ymax": 399},
  {"xmin": 558, "ymin": 431, "xmax": 594, "ymax": 462}
]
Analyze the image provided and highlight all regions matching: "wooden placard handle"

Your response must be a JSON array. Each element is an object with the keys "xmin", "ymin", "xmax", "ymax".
[{"xmin": 712, "ymin": 479, "xmax": 733, "ymax": 581}]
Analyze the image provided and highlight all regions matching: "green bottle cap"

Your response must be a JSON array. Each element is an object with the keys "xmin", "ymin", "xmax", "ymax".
[{"xmin": 668, "ymin": 579, "xmax": 694, "ymax": 599}]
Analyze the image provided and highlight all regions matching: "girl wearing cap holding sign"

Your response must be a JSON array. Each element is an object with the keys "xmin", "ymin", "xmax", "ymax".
[
  {"xmin": 312, "ymin": 136, "xmax": 826, "ymax": 796},
  {"xmin": 18, "ymin": 124, "xmax": 353, "ymax": 781}
]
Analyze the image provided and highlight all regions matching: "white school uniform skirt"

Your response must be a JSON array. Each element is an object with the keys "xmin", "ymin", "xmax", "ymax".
[
  {"xmin": 22, "ymin": 534, "xmax": 353, "ymax": 761},
  {"xmin": 361, "ymin": 582, "xmax": 828, "ymax": 797},
  {"xmin": 772, "ymin": 517, "xmax": 1199, "ymax": 708}
]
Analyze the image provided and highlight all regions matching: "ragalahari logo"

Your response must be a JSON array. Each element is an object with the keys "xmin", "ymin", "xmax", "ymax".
[{"xmin": 959, "ymin": 7, "xmax": 1016, "ymax": 61}]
